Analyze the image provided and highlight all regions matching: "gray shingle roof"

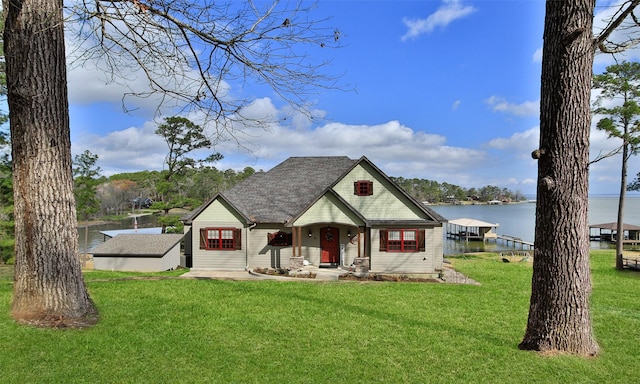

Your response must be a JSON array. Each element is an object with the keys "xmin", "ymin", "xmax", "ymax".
[
  {"xmin": 182, "ymin": 156, "xmax": 446, "ymax": 225},
  {"xmin": 91, "ymin": 234, "xmax": 184, "ymax": 257},
  {"xmin": 223, "ymin": 156, "xmax": 357, "ymax": 223}
]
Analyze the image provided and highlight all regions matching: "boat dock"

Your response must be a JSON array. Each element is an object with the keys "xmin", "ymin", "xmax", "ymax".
[
  {"xmin": 446, "ymin": 217, "xmax": 534, "ymax": 250},
  {"xmin": 494, "ymin": 235, "xmax": 534, "ymax": 250}
]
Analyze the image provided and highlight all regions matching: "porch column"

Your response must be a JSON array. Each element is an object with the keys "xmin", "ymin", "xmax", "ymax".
[
  {"xmin": 298, "ymin": 226, "xmax": 302, "ymax": 259},
  {"xmin": 289, "ymin": 226, "xmax": 304, "ymax": 270},
  {"xmin": 353, "ymin": 227, "xmax": 370, "ymax": 275}
]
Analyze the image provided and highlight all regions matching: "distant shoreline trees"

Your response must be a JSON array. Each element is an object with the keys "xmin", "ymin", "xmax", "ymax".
[
  {"xmin": 389, "ymin": 176, "xmax": 526, "ymax": 204},
  {"xmin": 84, "ymin": 169, "xmax": 526, "ymax": 217}
]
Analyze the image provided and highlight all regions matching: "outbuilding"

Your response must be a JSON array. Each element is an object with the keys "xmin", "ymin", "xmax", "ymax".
[{"xmin": 91, "ymin": 234, "xmax": 184, "ymax": 272}]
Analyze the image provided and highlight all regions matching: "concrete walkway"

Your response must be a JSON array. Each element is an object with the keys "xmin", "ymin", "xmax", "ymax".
[
  {"xmin": 180, "ymin": 265, "xmax": 478, "ymax": 284},
  {"xmin": 180, "ymin": 265, "xmax": 347, "ymax": 281}
]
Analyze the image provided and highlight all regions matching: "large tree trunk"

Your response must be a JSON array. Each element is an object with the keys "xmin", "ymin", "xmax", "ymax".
[
  {"xmin": 520, "ymin": 1, "xmax": 599, "ymax": 355},
  {"xmin": 5, "ymin": 0, "xmax": 98, "ymax": 327}
]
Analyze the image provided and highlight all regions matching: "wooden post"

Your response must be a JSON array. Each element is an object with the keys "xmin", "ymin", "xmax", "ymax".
[
  {"xmin": 298, "ymin": 226, "xmax": 302, "ymax": 259},
  {"xmin": 292, "ymin": 227, "xmax": 297, "ymax": 258}
]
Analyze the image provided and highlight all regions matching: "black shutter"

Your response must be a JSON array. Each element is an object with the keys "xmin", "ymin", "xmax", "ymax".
[
  {"xmin": 199, "ymin": 228, "xmax": 207, "ymax": 249},
  {"xmin": 379, "ymin": 229, "xmax": 388, "ymax": 251},
  {"xmin": 418, "ymin": 229, "xmax": 426, "ymax": 252},
  {"xmin": 233, "ymin": 229, "xmax": 242, "ymax": 250}
]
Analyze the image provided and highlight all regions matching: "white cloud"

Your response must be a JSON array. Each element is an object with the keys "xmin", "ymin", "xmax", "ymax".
[
  {"xmin": 73, "ymin": 113, "xmax": 495, "ymax": 183},
  {"xmin": 401, "ymin": 0, "xmax": 476, "ymax": 41},
  {"xmin": 486, "ymin": 96, "xmax": 539, "ymax": 117},
  {"xmin": 532, "ymin": 47, "xmax": 543, "ymax": 63},
  {"xmin": 487, "ymin": 127, "xmax": 539, "ymax": 156},
  {"xmin": 72, "ymin": 121, "xmax": 168, "ymax": 175},
  {"xmin": 452, "ymin": 100, "xmax": 462, "ymax": 110}
]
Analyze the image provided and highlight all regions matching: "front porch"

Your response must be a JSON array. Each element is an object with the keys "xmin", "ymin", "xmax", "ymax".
[{"xmin": 287, "ymin": 224, "xmax": 369, "ymax": 270}]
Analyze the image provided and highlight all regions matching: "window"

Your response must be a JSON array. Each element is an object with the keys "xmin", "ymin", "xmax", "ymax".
[
  {"xmin": 354, "ymin": 180, "xmax": 374, "ymax": 196},
  {"xmin": 379, "ymin": 229, "xmax": 425, "ymax": 252},
  {"xmin": 199, "ymin": 228, "xmax": 242, "ymax": 250}
]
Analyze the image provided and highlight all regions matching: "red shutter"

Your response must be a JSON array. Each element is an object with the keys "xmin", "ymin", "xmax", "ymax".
[
  {"xmin": 379, "ymin": 229, "xmax": 388, "ymax": 251},
  {"xmin": 368, "ymin": 181, "xmax": 374, "ymax": 195},
  {"xmin": 233, "ymin": 229, "xmax": 242, "ymax": 250},
  {"xmin": 199, "ymin": 228, "xmax": 207, "ymax": 249},
  {"xmin": 418, "ymin": 229, "xmax": 426, "ymax": 252}
]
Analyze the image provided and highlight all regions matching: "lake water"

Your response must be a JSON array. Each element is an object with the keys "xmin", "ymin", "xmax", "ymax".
[
  {"xmin": 430, "ymin": 195, "xmax": 640, "ymax": 255},
  {"xmin": 79, "ymin": 214, "xmax": 160, "ymax": 255}
]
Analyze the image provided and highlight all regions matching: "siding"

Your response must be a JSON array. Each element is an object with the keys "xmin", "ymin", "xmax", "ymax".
[
  {"xmin": 370, "ymin": 226, "xmax": 443, "ymax": 274},
  {"xmin": 191, "ymin": 198, "xmax": 247, "ymax": 270},
  {"xmin": 247, "ymin": 225, "xmax": 293, "ymax": 269},
  {"xmin": 333, "ymin": 163, "xmax": 427, "ymax": 221},
  {"xmin": 295, "ymin": 194, "xmax": 365, "ymax": 227},
  {"xmin": 93, "ymin": 245, "xmax": 181, "ymax": 272}
]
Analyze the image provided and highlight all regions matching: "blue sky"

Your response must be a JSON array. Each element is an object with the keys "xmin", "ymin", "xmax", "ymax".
[{"xmin": 66, "ymin": 0, "xmax": 640, "ymax": 195}]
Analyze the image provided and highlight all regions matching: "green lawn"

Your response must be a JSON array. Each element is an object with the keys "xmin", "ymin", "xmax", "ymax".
[{"xmin": 0, "ymin": 251, "xmax": 638, "ymax": 383}]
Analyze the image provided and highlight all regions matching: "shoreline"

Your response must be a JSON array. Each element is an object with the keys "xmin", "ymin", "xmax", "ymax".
[{"xmin": 78, "ymin": 212, "xmax": 156, "ymax": 228}]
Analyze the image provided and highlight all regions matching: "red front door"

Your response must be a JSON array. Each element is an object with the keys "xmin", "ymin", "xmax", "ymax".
[{"xmin": 320, "ymin": 227, "xmax": 340, "ymax": 264}]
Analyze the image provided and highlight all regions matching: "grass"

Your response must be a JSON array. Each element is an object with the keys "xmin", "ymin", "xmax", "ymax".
[{"xmin": 0, "ymin": 251, "xmax": 638, "ymax": 383}]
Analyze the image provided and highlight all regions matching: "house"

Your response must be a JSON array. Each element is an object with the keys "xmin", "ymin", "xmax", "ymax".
[
  {"xmin": 181, "ymin": 156, "xmax": 447, "ymax": 276},
  {"xmin": 91, "ymin": 234, "xmax": 184, "ymax": 272}
]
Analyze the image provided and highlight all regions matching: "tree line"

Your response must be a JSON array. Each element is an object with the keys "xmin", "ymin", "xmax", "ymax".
[{"xmin": 390, "ymin": 177, "xmax": 527, "ymax": 204}]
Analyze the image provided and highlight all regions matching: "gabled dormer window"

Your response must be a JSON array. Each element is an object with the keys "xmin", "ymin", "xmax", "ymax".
[{"xmin": 354, "ymin": 180, "xmax": 373, "ymax": 196}]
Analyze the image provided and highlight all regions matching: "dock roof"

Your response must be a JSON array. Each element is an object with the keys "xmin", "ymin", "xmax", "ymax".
[
  {"xmin": 448, "ymin": 218, "xmax": 499, "ymax": 228},
  {"xmin": 589, "ymin": 222, "xmax": 640, "ymax": 231}
]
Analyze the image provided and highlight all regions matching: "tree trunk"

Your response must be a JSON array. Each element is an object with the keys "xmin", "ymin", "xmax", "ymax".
[
  {"xmin": 5, "ymin": 0, "xmax": 98, "ymax": 327},
  {"xmin": 519, "ymin": 0, "xmax": 599, "ymax": 355},
  {"xmin": 615, "ymin": 143, "xmax": 628, "ymax": 270}
]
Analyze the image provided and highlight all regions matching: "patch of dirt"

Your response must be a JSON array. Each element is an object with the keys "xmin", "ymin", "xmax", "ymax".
[
  {"xmin": 12, "ymin": 309, "xmax": 99, "ymax": 329},
  {"xmin": 253, "ymin": 267, "xmax": 317, "ymax": 278},
  {"xmin": 338, "ymin": 273, "xmax": 439, "ymax": 283}
]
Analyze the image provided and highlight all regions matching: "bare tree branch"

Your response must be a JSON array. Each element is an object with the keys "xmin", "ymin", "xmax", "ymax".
[
  {"xmin": 595, "ymin": 0, "xmax": 640, "ymax": 53},
  {"xmin": 589, "ymin": 144, "xmax": 623, "ymax": 164},
  {"xmin": 66, "ymin": 0, "xmax": 345, "ymax": 145}
]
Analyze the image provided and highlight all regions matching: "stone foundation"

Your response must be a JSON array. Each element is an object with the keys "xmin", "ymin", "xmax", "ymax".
[
  {"xmin": 289, "ymin": 257, "xmax": 304, "ymax": 271},
  {"xmin": 353, "ymin": 257, "xmax": 370, "ymax": 275}
]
